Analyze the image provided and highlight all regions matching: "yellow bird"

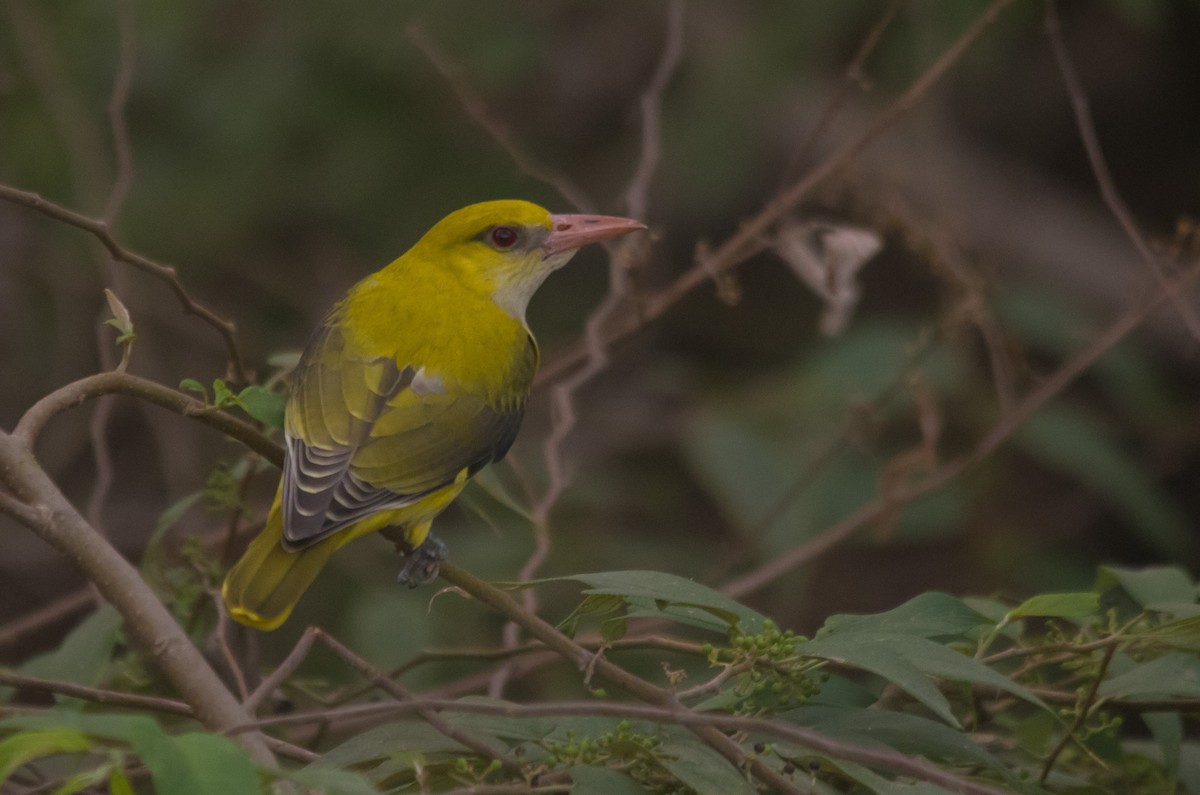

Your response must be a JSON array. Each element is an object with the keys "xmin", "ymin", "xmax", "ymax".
[{"xmin": 222, "ymin": 200, "xmax": 645, "ymax": 629}]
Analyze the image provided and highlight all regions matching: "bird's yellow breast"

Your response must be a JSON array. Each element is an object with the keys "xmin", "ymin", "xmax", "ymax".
[{"xmin": 339, "ymin": 258, "xmax": 536, "ymax": 408}]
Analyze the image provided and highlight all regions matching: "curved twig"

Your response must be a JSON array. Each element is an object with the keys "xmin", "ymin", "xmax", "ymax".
[
  {"xmin": 14, "ymin": 370, "xmax": 282, "ymax": 468},
  {"xmin": 437, "ymin": 563, "xmax": 810, "ymax": 795},
  {"xmin": 0, "ymin": 183, "xmax": 248, "ymax": 382},
  {"xmin": 0, "ymin": 430, "xmax": 276, "ymax": 765}
]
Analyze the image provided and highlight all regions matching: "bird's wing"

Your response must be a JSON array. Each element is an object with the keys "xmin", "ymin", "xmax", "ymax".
[{"xmin": 281, "ymin": 318, "xmax": 533, "ymax": 548}]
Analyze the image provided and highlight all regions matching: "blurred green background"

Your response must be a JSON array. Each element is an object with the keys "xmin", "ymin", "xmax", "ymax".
[{"xmin": 1, "ymin": 0, "xmax": 1198, "ymax": 676}]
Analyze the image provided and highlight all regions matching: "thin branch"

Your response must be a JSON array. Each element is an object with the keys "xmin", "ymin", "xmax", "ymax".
[
  {"xmin": 622, "ymin": 0, "xmax": 685, "ymax": 222},
  {"xmin": 242, "ymin": 624, "xmax": 316, "ymax": 712},
  {"xmin": 0, "ymin": 670, "xmax": 192, "ymax": 717},
  {"xmin": 1039, "ymin": 640, "xmax": 1118, "ymax": 784},
  {"xmin": 722, "ymin": 257, "xmax": 1200, "ymax": 599},
  {"xmin": 0, "ymin": 430, "xmax": 275, "ymax": 765},
  {"xmin": 779, "ymin": 0, "xmax": 904, "ymax": 185},
  {"xmin": 0, "ymin": 183, "xmax": 248, "ymax": 382},
  {"xmin": 235, "ymin": 694, "xmax": 1015, "ymax": 795},
  {"xmin": 437, "ymin": 564, "xmax": 812, "ymax": 795},
  {"xmin": 406, "ymin": 23, "xmax": 594, "ymax": 213},
  {"xmin": 490, "ymin": 5, "xmax": 684, "ymax": 699},
  {"xmin": 86, "ymin": 322, "xmax": 121, "ymax": 536},
  {"xmin": 537, "ymin": 0, "xmax": 1017, "ymax": 386},
  {"xmin": 14, "ymin": 370, "xmax": 282, "ymax": 468},
  {"xmin": 0, "ymin": 588, "xmax": 96, "ymax": 652},
  {"xmin": 103, "ymin": 0, "xmax": 137, "ymax": 225},
  {"xmin": 1044, "ymin": 0, "xmax": 1200, "ymax": 344},
  {"xmin": 318, "ymin": 628, "xmax": 525, "ymax": 776}
]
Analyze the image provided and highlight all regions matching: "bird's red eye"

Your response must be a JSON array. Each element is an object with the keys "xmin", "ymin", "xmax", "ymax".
[{"xmin": 489, "ymin": 226, "xmax": 519, "ymax": 249}]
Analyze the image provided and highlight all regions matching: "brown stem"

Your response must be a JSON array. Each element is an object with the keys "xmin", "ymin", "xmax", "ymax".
[
  {"xmin": 14, "ymin": 370, "xmax": 282, "ymax": 468},
  {"xmin": 0, "ymin": 430, "xmax": 275, "ymax": 765},
  {"xmin": 438, "ymin": 563, "xmax": 815, "ymax": 795}
]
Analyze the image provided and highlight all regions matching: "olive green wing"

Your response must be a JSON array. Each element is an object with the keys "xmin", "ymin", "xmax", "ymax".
[{"xmin": 281, "ymin": 318, "xmax": 533, "ymax": 549}]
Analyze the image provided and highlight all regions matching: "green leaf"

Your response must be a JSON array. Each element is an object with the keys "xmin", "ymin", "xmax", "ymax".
[
  {"xmin": 235, "ymin": 385, "xmax": 286, "ymax": 428},
  {"xmin": 46, "ymin": 761, "xmax": 112, "ymax": 795},
  {"xmin": 818, "ymin": 592, "xmax": 992, "ymax": 640},
  {"xmin": 0, "ymin": 713, "xmax": 257, "ymax": 795},
  {"xmin": 1096, "ymin": 565, "xmax": 1198, "ymax": 608},
  {"xmin": 211, "ymin": 379, "xmax": 235, "ymax": 408},
  {"xmin": 569, "ymin": 766, "xmax": 654, "ymax": 795},
  {"xmin": 317, "ymin": 721, "xmax": 471, "ymax": 769},
  {"xmin": 1180, "ymin": 741, "xmax": 1200, "ymax": 795},
  {"xmin": 1015, "ymin": 407, "xmax": 1194, "ymax": 559},
  {"xmin": 0, "ymin": 711, "xmax": 158, "ymax": 741},
  {"xmin": 20, "ymin": 606, "xmax": 124, "ymax": 695},
  {"xmin": 657, "ymin": 738, "xmax": 758, "ymax": 795},
  {"xmin": 179, "ymin": 378, "xmax": 207, "ymax": 400},
  {"xmin": 800, "ymin": 634, "xmax": 1046, "ymax": 727},
  {"xmin": 559, "ymin": 593, "xmax": 625, "ymax": 639},
  {"xmin": 140, "ymin": 491, "xmax": 203, "ymax": 584},
  {"xmin": 1144, "ymin": 712, "xmax": 1182, "ymax": 783},
  {"xmin": 279, "ymin": 767, "xmax": 380, "ymax": 795},
  {"xmin": 798, "ymin": 635, "xmax": 957, "ymax": 725},
  {"xmin": 107, "ymin": 768, "xmax": 135, "ymax": 795},
  {"xmin": 0, "ymin": 728, "xmax": 92, "ymax": 781},
  {"xmin": 536, "ymin": 571, "xmax": 767, "ymax": 636},
  {"xmin": 467, "ymin": 466, "xmax": 533, "ymax": 522},
  {"xmin": 783, "ymin": 705, "xmax": 1014, "ymax": 782},
  {"xmin": 1008, "ymin": 592, "xmax": 1100, "ymax": 619},
  {"xmin": 134, "ymin": 730, "xmax": 259, "ymax": 795},
  {"xmin": 1099, "ymin": 653, "xmax": 1200, "ymax": 699},
  {"xmin": 1134, "ymin": 615, "xmax": 1200, "ymax": 651},
  {"xmin": 829, "ymin": 758, "xmax": 960, "ymax": 794},
  {"xmin": 103, "ymin": 289, "xmax": 135, "ymax": 346}
]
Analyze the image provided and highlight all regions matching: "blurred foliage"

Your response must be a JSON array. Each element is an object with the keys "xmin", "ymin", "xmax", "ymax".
[
  {"xmin": 5, "ymin": 564, "xmax": 1200, "ymax": 792},
  {"xmin": 1, "ymin": 0, "xmax": 1199, "ymax": 791}
]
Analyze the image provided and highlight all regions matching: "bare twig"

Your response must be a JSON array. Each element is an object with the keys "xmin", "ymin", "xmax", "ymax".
[
  {"xmin": 1044, "ymin": 0, "xmax": 1200, "ymax": 344},
  {"xmin": 1039, "ymin": 640, "xmax": 1118, "ymax": 784},
  {"xmin": 722, "ymin": 257, "xmax": 1200, "ymax": 599},
  {"xmin": 489, "ymin": 4, "xmax": 685, "ymax": 699},
  {"xmin": 103, "ymin": 0, "xmax": 137, "ymax": 225},
  {"xmin": 14, "ymin": 370, "xmax": 282, "ymax": 468},
  {"xmin": 235, "ymin": 692, "xmax": 1015, "ymax": 795},
  {"xmin": 779, "ymin": 0, "xmax": 904, "ymax": 185},
  {"xmin": 85, "ymin": 0, "xmax": 140, "ymax": 538},
  {"xmin": 0, "ymin": 184, "xmax": 248, "ymax": 382},
  {"xmin": 321, "ymin": 628, "xmax": 524, "ymax": 775},
  {"xmin": 86, "ymin": 321, "xmax": 122, "ymax": 537},
  {"xmin": 0, "ymin": 670, "xmax": 192, "ymax": 717},
  {"xmin": 0, "ymin": 431, "xmax": 275, "ymax": 765},
  {"xmin": 213, "ymin": 595, "xmax": 250, "ymax": 702},
  {"xmin": 246, "ymin": 626, "xmax": 522, "ymax": 775},
  {"xmin": 407, "ymin": 24, "xmax": 594, "ymax": 213},
  {"xmin": 438, "ymin": 564, "xmax": 809, "ymax": 795},
  {"xmin": 622, "ymin": 0, "xmax": 686, "ymax": 222},
  {"xmin": 538, "ymin": 0, "xmax": 1018, "ymax": 386},
  {"xmin": 0, "ymin": 588, "xmax": 96, "ymax": 652}
]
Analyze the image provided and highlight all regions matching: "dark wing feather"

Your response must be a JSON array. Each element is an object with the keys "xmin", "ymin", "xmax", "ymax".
[{"xmin": 281, "ymin": 318, "xmax": 535, "ymax": 549}]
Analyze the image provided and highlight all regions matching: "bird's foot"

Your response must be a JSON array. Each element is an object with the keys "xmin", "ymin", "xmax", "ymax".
[{"xmin": 397, "ymin": 535, "xmax": 448, "ymax": 588}]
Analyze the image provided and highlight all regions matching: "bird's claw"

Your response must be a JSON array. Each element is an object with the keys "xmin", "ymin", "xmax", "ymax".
[{"xmin": 397, "ymin": 535, "xmax": 448, "ymax": 588}]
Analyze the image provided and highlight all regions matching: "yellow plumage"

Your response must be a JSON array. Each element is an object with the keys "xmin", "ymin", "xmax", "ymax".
[{"xmin": 222, "ymin": 200, "xmax": 644, "ymax": 629}]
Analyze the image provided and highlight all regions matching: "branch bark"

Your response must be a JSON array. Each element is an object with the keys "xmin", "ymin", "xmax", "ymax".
[{"xmin": 0, "ymin": 430, "xmax": 276, "ymax": 766}]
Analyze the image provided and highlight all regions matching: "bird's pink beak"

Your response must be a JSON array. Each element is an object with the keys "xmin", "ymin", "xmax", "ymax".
[{"xmin": 544, "ymin": 213, "xmax": 647, "ymax": 255}]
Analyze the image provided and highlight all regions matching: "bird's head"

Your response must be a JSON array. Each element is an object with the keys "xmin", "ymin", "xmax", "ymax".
[{"xmin": 409, "ymin": 200, "xmax": 646, "ymax": 321}]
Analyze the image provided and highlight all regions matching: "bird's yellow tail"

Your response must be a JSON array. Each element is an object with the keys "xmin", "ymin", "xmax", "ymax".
[{"xmin": 221, "ymin": 501, "xmax": 341, "ymax": 631}]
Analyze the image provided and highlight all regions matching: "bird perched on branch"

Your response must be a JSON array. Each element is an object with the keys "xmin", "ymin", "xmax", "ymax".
[{"xmin": 222, "ymin": 200, "xmax": 645, "ymax": 629}]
